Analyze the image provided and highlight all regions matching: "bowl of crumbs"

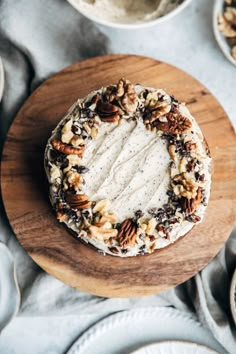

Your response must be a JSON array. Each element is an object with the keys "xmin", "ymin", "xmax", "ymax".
[
  {"xmin": 214, "ymin": 0, "xmax": 236, "ymax": 66},
  {"xmin": 67, "ymin": 0, "xmax": 193, "ymax": 29}
]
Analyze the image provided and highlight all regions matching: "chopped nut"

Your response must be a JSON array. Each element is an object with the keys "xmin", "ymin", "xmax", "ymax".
[
  {"xmin": 146, "ymin": 218, "xmax": 156, "ymax": 235},
  {"xmin": 65, "ymin": 193, "xmax": 91, "ymax": 209},
  {"xmin": 50, "ymin": 164, "xmax": 61, "ymax": 182},
  {"xmin": 63, "ymin": 155, "xmax": 82, "ymax": 173},
  {"xmin": 179, "ymin": 159, "xmax": 186, "ymax": 173},
  {"xmin": 172, "ymin": 172, "xmax": 198, "ymax": 199},
  {"xmin": 83, "ymin": 122, "xmax": 92, "ymax": 135},
  {"xmin": 180, "ymin": 187, "xmax": 202, "ymax": 215},
  {"xmin": 89, "ymin": 225, "xmax": 118, "ymax": 241},
  {"xmin": 56, "ymin": 211, "xmax": 68, "ymax": 222},
  {"xmin": 61, "ymin": 119, "xmax": 74, "ymax": 144},
  {"xmin": 116, "ymin": 219, "xmax": 137, "ymax": 248},
  {"xmin": 218, "ymin": 14, "xmax": 236, "ymax": 37},
  {"xmin": 64, "ymin": 170, "xmax": 83, "ymax": 191},
  {"xmin": 144, "ymin": 91, "xmax": 171, "ymax": 123},
  {"xmin": 70, "ymin": 136, "xmax": 85, "ymax": 147},
  {"xmin": 168, "ymin": 145, "xmax": 177, "ymax": 161},
  {"xmin": 93, "ymin": 199, "xmax": 110, "ymax": 214},
  {"xmin": 224, "ymin": 7, "xmax": 236, "ymax": 24},
  {"xmin": 52, "ymin": 140, "xmax": 85, "ymax": 157},
  {"xmin": 100, "ymin": 213, "xmax": 118, "ymax": 224},
  {"xmin": 140, "ymin": 223, "xmax": 147, "ymax": 231},
  {"xmin": 91, "ymin": 127, "xmax": 98, "ymax": 139}
]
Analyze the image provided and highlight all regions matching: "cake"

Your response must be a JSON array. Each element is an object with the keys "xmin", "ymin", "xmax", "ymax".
[{"xmin": 44, "ymin": 79, "xmax": 212, "ymax": 257}]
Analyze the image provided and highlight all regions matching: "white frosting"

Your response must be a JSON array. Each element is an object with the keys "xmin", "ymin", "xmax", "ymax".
[{"xmin": 83, "ymin": 120, "xmax": 170, "ymax": 221}]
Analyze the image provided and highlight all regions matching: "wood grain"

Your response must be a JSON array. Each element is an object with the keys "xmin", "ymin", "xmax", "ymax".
[{"xmin": 1, "ymin": 55, "xmax": 236, "ymax": 297}]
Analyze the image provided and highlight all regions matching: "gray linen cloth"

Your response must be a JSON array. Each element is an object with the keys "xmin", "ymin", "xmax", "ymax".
[{"xmin": 0, "ymin": 0, "xmax": 235, "ymax": 353}]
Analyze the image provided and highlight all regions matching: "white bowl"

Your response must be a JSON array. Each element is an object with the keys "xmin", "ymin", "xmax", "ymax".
[
  {"xmin": 230, "ymin": 268, "xmax": 236, "ymax": 325},
  {"xmin": 67, "ymin": 0, "xmax": 193, "ymax": 30},
  {"xmin": 213, "ymin": 0, "xmax": 236, "ymax": 67},
  {"xmin": 0, "ymin": 57, "xmax": 4, "ymax": 102}
]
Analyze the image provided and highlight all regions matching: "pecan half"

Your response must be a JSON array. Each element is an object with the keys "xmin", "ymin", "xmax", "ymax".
[
  {"xmin": 180, "ymin": 187, "xmax": 202, "ymax": 215},
  {"xmin": 96, "ymin": 100, "xmax": 120, "ymax": 123},
  {"xmin": 52, "ymin": 140, "xmax": 85, "ymax": 157},
  {"xmin": 65, "ymin": 193, "xmax": 91, "ymax": 209},
  {"xmin": 116, "ymin": 219, "xmax": 137, "ymax": 248}
]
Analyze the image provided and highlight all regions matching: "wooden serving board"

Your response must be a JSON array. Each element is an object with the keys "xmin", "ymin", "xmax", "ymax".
[{"xmin": 1, "ymin": 55, "xmax": 236, "ymax": 297}]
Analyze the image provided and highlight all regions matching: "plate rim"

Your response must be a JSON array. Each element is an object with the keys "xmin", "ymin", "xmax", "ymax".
[
  {"xmin": 66, "ymin": 307, "xmax": 223, "ymax": 354},
  {"xmin": 130, "ymin": 340, "xmax": 219, "ymax": 354}
]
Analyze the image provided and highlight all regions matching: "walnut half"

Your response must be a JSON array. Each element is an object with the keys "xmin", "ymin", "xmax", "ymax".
[{"xmin": 105, "ymin": 78, "xmax": 139, "ymax": 114}]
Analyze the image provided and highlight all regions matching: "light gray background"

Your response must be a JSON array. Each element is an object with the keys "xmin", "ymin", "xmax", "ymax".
[{"xmin": 0, "ymin": 0, "xmax": 235, "ymax": 353}]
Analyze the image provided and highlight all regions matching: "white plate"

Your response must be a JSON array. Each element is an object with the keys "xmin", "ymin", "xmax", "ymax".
[
  {"xmin": 0, "ymin": 242, "xmax": 20, "ymax": 332},
  {"xmin": 131, "ymin": 341, "xmax": 218, "ymax": 354},
  {"xmin": 213, "ymin": 0, "xmax": 236, "ymax": 67},
  {"xmin": 66, "ymin": 307, "xmax": 227, "ymax": 354},
  {"xmin": 67, "ymin": 0, "xmax": 193, "ymax": 30},
  {"xmin": 230, "ymin": 268, "xmax": 236, "ymax": 325},
  {"xmin": 0, "ymin": 57, "xmax": 4, "ymax": 102}
]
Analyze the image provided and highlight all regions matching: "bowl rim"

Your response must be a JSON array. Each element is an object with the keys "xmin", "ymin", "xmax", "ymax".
[
  {"xmin": 0, "ymin": 57, "xmax": 4, "ymax": 102},
  {"xmin": 67, "ymin": 0, "xmax": 193, "ymax": 29},
  {"xmin": 212, "ymin": 0, "xmax": 236, "ymax": 67},
  {"xmin": 230, "ymin": 268, "xmax": 236, "ymax": 325}
]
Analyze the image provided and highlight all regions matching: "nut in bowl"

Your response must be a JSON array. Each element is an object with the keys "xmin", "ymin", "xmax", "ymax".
[
  {"xmin": 67, "ymin": 0, "xmax": 193, "ymax": 29},
  {"xmin": 213, "ymin": 0, "xmax": 236, "ymax": 66}
]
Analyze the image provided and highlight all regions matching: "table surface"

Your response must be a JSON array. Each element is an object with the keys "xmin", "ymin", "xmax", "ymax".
[{"xmin": 1, "ymin": 0, "xmax": 236, "ymax": 353}]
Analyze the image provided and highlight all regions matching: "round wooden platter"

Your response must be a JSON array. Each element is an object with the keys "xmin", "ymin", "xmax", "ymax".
[{"xmin": 1, "ymin": 55, "xmax": 236, "ymax": 297}]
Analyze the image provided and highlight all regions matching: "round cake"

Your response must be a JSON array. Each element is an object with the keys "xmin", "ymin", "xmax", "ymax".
[{"xmin": 44, "ymin": 79, "xmax": 212, "ymax": 257}]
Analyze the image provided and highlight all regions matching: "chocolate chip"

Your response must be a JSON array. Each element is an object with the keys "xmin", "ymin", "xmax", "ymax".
[
  {"xmin": 135, "ymin": 210, "xmax": 144, "ymax": 219},
  {"xmin": 109, "ymin": 247, "xmax": 119, "ymax": 255},
  {"xmin": 199, "ymin": 174, "xmax": 205, "ymax": 182},
  {"xmin": 74, "ymin": 165, "xmax": 90, "ymax": 174},
  {"xmin": 149, "ymin": 235, "xmax": 155, "ymax": 242},
  {"xmin": 72, "ymin": 123, "xmax": 82, "ymax": 135}
]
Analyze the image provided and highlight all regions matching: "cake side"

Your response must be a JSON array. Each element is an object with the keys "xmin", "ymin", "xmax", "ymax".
[{"xmin": 44, "ymin": 79, "xmax": 212, "ymax": 257}]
